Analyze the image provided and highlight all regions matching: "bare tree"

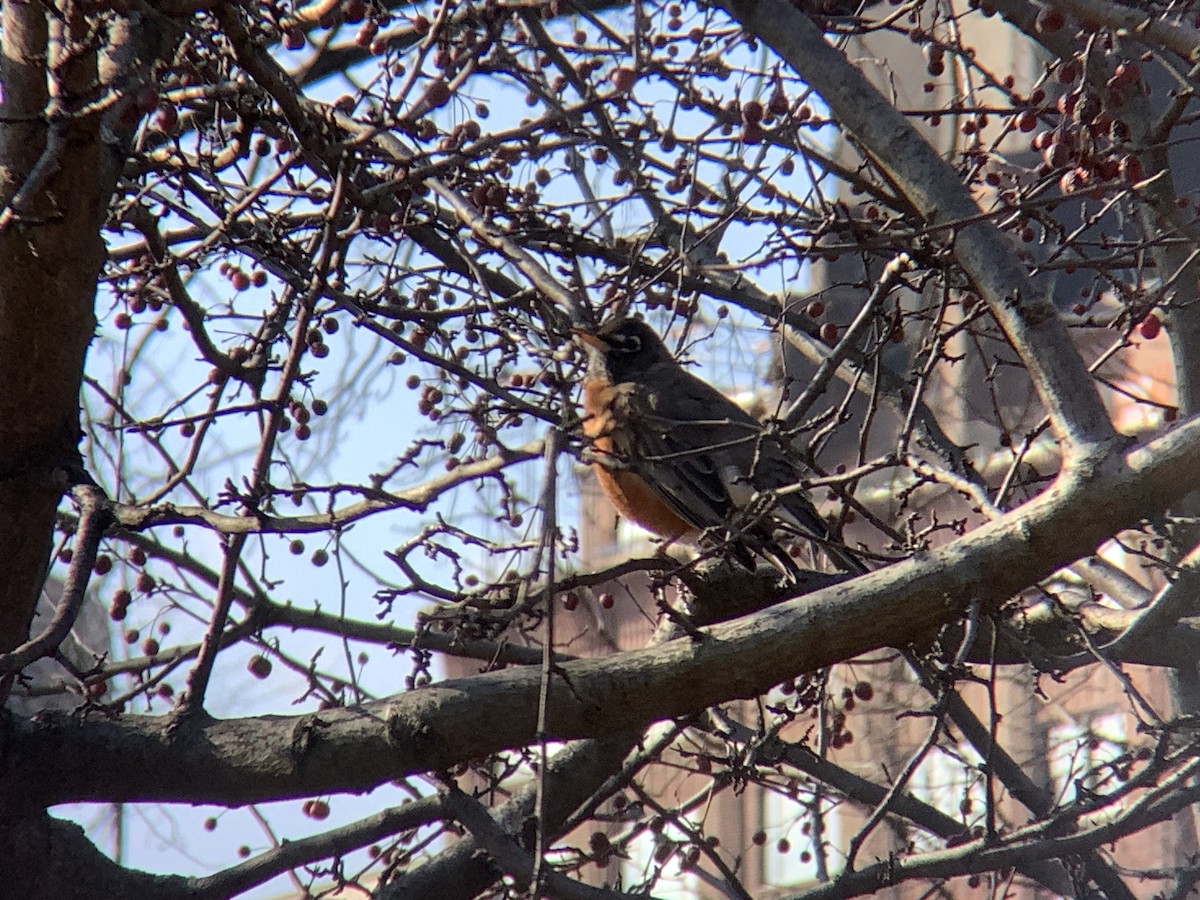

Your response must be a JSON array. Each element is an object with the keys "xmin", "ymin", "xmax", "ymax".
[{"xmin": 4, "ymin": 0, "xmax": 1200, "ymax": 897}]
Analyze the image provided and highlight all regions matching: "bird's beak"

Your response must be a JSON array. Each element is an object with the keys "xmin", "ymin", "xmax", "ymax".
[{"xmin": 571, "ymin": 326, "xmax": 609, "ymax": 351}]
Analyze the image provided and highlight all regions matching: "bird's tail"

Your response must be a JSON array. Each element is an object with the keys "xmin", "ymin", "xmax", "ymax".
[
  {"xmin": 820, "ymin": 540, "xmax": 870, "ymax": 576},
  {"xmin": 775, "ymin": 493, "xmax": 870, "ymax": 576}
]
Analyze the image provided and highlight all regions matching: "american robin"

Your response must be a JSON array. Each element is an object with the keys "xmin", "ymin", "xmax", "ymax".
[{"xmin": 575, "ymin": 318, "xmax": 866, "ymax": 579}]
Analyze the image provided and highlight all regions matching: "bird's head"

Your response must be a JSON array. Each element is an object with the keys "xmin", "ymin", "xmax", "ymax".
[{"xmin": 573, "ymin": 318, "xmax": 673, "ymax": 380}]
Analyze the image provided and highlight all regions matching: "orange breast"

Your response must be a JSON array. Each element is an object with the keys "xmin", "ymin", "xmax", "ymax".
[
  {"xmin": 582, "ymin": 379, "xmax": 694, "ymax": 540},
  {"xmin": 593, "ymin": 465, "xmax": 695, "ymax": 539}
]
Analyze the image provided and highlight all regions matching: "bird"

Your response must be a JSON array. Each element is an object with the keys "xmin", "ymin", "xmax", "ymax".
[{"xmin": 575, "ymin": 317, "xmax": 867, "ymax": 579}]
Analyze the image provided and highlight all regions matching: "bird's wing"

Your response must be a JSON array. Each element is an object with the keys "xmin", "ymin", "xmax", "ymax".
[
  {"xmin": 610, "ymin": 364, "xmax": 868, "ymax": 575},
  {"xmin": 610, "ymin": 364, "xmax": 825, "ymax": 538},
  {"xmin": 605, "ymin": 368, "xmax": 741, "ymax": 530}
]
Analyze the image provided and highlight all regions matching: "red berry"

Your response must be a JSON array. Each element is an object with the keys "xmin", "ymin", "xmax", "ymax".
[
  {"xmin": 306, "ymin": 799, "xmax": 330, "ymax": 820},
  {"xmin": 768, "ymin": 83, "xmax": 788, "ymax": 116},
  {"xmin": 426, "ymin": 80, "xmax": 451, "ymax": 108},
  {"xmin": 1045, "ymin": 141, "xmax": 1072, "ymax": 168},
  {"xmin": 1096, "ymin": 158, "xmax": 1120, "ymax": 180},
  {"xmin": 1114, "ymin": 61, "xmax": 1140, "ymax": 86},
  {"xmin": 610, "ymin": 67, "xmax": 637, "ymax": 92},
  {"xmin": 354, "ymin": 23, "xmax": 377, "ymax": 48},
  {"xmin": 1138, "ymin": 313, "xmax": 1161, "ymax": 340},
  {"xmin": 283, "ymin": 27, "xmax": 305, "ymax": 51},
  {"xmin": 819, "ymin": 322, "xmax": 839, "ymax": 345},
  {"xmin": 1059, "ymin": 169, "xmax": 1087, "ymax": 195},
  {"xmin": 248, "ymin": 655, "xmax": 272, "ymax": 679},
  {"xmin": 153, "ymin": 103, "xmax": 179, "ymax": 134},
  {"xmin": 1120, "ymin": 154, "xmax": 1145, "ymax": 184}
]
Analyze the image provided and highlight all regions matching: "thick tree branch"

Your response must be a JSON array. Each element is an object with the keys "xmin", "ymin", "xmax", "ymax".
[
  {"xmin": 718, "ymin": 0, "xmax": 1115, "ymax": 455},
  {"xmin": 3, "ymin": 812, "xmax": 189, "ymax": 900},
  {"xmin": 4, "ymin": 418, "xmax": 1199, "ymax": 809},
  {"xmin": 1049, "ymin": 0, "xmax": 1200, "ymax": 63}
]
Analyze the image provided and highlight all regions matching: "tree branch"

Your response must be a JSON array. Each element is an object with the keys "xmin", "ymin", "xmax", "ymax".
[
  {"xmin": 4, "ymin": 418, "xmax": 1200, "ymax": 809},
  {"xmin": 0, "ymin": 483, "xmax": 112, "ymax": 677},
  {"xmin": 111, "ymin": 441, "xmax": 543, "ymax": 534},
  {"xmin": 718, "ymin": 0, "xmax": 1116, "ymax": 455}
]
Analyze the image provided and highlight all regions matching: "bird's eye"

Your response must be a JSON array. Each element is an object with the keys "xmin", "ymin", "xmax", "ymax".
[{"xmin": 612, "ymin": 333, "xmax": 641, "ymax": 354}]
